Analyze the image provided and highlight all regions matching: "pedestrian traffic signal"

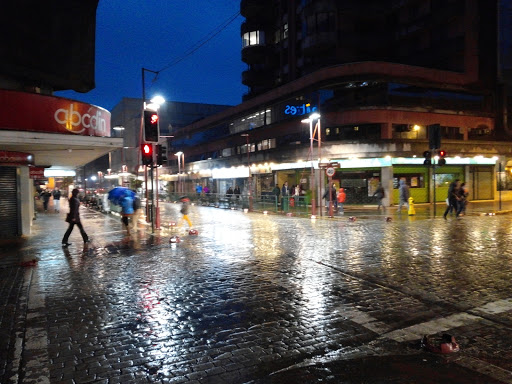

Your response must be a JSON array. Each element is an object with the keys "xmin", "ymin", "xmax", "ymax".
[
  {"xmin": 438, "ymin": 149, "xmax": 446, "ymax": 166},
  {"xmin": 141, "ymin": 143, "xmax": 153, "ymax": 165},
  {"xmin": 423, "ymin": 150, "xmax": 432, "ymax": 165},
  {"xmin": 143, "ymin": 110, "xmax": 159, "ymax": 142},
  {"xmin": 156, "ymin": 144, "xmax": 168, "ymax": 166}
]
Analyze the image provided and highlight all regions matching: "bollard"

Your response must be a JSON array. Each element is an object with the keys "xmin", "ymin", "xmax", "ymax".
[{"xmin": 408, "ymin": 197, "xmax": 416, "ymax": 216}]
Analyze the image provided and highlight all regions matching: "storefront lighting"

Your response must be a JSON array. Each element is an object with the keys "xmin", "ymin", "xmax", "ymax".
[
  {"xmin": 44, "ymin": 169, "xmax": 76, "ymax": 177},
  {"xmin": 413, "ymin": 125, "xmax": 421, "ymax": 131}
]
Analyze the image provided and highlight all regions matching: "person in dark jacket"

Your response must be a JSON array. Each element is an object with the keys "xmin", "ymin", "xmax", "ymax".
[
  {"xmin": 444, "ymin": 179, "xmax": 461, "ymax": 219},
  {"xmin": 62, "ymin": 189, "xmax": 89, "ymax": 246},
  {"xmin": 373, "ymin": 183, "xmax": 385, "ymax": 210},
  {"xmin": 41, "ymin": 190, "xmax": 51, "ymax": 212},
  {"xmin": 52, "ymin": 187, "xmax": 62, "ymax": 212}
]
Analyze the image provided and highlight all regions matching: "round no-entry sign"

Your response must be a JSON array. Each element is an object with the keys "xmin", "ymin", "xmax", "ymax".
[{"xmin": 326, "ymin": 167, "xmax": 335, "ymax": 177}]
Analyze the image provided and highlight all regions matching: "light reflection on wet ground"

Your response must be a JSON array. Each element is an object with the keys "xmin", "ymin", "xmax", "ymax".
[{"xmin": 2, "ymin": 202, "xmax": 512, "ymax": 383}]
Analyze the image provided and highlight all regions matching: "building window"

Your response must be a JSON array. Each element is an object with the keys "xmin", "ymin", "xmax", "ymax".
[
  {"xmin": 283, "ymin": 23, "xmax": 288, "ymax": 40},
  {"xmin": 306, "ymin": 12, "xmax": 335, "ymax": 35},
  {"xmin": 230, "ymin": 109, "xmax": 272, "ymax": 134},
  {"xmin": 242, "ymin": 31, "xmax": 265, "ymax": 48}
]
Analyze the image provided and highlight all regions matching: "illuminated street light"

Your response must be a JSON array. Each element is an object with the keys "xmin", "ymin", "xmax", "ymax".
[
  {"xmin": 241, "ymin": 133, "xmax": 253, "ymax": 211},
  {"xmin": 301, "ymin": 112, "xmax": 321, "ymax": 216},
  {"xmin": 175, "ymin": 151, "xmax": 184, "ymax": 193}
]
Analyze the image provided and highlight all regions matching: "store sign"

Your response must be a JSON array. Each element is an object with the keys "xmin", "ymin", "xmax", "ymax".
[
  {"xmin": 284, "ymin": 103, "xmax": 317, "ymax": 116},
  {"xmin": 0, "ymin": 89, "xmax": 111, "ymax": 137},
  {"xmin": 0, "ymin": 150, "xmax": 34, "ymax": 166},
  {"xmin": 29, "ymin": 167, "xmax": 45, "ymax": 179}
]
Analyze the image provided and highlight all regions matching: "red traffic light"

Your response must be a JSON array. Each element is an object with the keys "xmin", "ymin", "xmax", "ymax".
[
  {"xmin": 142, "ymin": 144, "xmax": 152, "ymax": 154},
  {"xmin": 439, "ymin": 150, "xmax": 446, "ymax": 157},
  {"xmin": 141, "ymin": 143, "xmax": 154, "ymax": 165}
]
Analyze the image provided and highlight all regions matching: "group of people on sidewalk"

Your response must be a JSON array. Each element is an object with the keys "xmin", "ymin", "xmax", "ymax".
[
  {"xmin": 38, "ymin": 187, "xmax": 62, "ymax": 213},
  {"xmin": 443, "ymin": 179, "xmax": 469, "ymax": 219}
]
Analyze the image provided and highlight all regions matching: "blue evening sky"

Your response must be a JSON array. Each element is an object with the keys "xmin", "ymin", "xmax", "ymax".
[{"xmin": 55, "ymin": 0, "xmax": 246, "ymax": 111}]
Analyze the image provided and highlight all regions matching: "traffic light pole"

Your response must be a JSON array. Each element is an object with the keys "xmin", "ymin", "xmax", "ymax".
[{"xmin": 433, "ymin": 163, "xmax": 437, "ymax": 217}]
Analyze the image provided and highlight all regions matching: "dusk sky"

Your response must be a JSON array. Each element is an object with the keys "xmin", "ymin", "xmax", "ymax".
[{"xmin": 55, "ymin": 0, "xmax": 246, "ymax": 111}]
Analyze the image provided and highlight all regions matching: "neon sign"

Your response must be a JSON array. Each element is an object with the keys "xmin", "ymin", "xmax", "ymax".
[{"xmin": 284, "ymin": 103, "xmax": 317, "ymax": 116}]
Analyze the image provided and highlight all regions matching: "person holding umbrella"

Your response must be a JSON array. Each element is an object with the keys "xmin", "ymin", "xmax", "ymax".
[{"xmin": 120, "ymin": 191, "xmax": 134, "ymax": 235}]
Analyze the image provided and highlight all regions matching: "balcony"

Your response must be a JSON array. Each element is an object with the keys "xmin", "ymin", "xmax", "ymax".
[
  {"xmin": 303, "ymin": 31, "xmax": 337, "ymax": 56},
  {"xmin": 242, "ymin": 44, "xmax": 274, "ymax": 64},
  {"xmin": 241, "ymin": 68, "xmax": 274, "ymax": 87},
  {"xmin": 240, "ymin": 0, "xmax": 274, "ymax": 20}
]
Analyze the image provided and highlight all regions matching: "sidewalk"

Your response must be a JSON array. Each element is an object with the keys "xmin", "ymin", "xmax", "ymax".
[{"xmin": 2, "ymin": 202, "xmax": 512, "ymax": 383}]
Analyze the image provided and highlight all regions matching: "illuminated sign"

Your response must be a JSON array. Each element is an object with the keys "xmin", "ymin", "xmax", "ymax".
[
  {"xmin": 54, "ymin": 104, "xmax": 108, "ymax": 134},
  {"xmin": 0, "ymin": 150, "xmax": 34, "ymax": 165},
  {"xmin": 0, "ymin": 89, "xmax": 111, "ymax": 137},
  {"xmin": 284, "ymin": 103, "xmax": 317, "ymax": 116}
]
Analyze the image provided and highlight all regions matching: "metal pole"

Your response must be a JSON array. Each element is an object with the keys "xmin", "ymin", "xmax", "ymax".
[
  {"xmin": 178, "ymin": 156, "xmax": 181, "ymax": 194},
  {"xmin": 142, "ymin": 68, "xmax": 150, "ymax": 223},
  {"xmin": 144, "ymin": 165, "xmax": 149, "ymax": 222},
  {"xmin": 499, "ymin": 162, "xmax": 502, "ymax": 211},
  {"xmin": 328, "ymin": 176, "xmax": 333, "ymax": 217},
  {"xmin": 182, "ymin": 154, "xmax": 185, "ymax": 194},
  {"xmin": 150, "ymin": 162, "xmax": 154, "ymax": 233},
  {"xmin": 317, "ymin": 120, "xmax": 323, "ymax": 217},
  {"xmin": 433, "ymin": 163, "xmax": 437, "ymax": 217},
  {"xmin": 155, "ymin": 162, "xmax": 160, "ymax": 229},
  {"xmin": 309, "ymin": 120, "xmax": 316, "ymax": 216},
  {"xmin": 246, "ymin": 136, "xmax": 253, "ymax": 211}
]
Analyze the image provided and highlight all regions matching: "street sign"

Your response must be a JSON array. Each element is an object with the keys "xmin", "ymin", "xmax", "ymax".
[{"xmin": 326, "ymin": 167, "xmax": 335, "ymax": 177}]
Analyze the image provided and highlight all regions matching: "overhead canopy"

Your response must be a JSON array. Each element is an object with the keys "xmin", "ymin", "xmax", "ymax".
[{"xmin": 0, "ymin": 130, "xmax": 122, "ymax": 169}]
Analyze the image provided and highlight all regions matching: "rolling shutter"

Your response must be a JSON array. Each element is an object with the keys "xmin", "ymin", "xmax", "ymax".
[{"xmin": 0, "ymin": 167, "xmax": 19, "ymax": 238}]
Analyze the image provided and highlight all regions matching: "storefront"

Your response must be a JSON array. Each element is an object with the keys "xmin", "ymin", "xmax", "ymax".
[{"xmin": 0, "ymin": 89, "xmax": 122, "ymax": 238}]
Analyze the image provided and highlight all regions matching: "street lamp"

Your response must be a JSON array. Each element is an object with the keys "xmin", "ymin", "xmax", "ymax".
[
  {"xmin": 301, "ymin": 112, "xmax": 321, "ymax": 216},
  {"xmin": 175, "ymin": 151, "xmax": 184, "ymax": 194},
  {"xmin": 241, "ymin": 133, "xmax": 253, "ymax": 211}
]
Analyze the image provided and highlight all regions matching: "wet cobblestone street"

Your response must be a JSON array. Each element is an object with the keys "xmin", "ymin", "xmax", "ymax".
[{"xmin": 1, "ymin": 202, "xmax": 512, "ymax": 383}]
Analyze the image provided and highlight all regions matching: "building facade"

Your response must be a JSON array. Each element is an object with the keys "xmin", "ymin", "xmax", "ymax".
[
  {"xmin": 168, "ymin": 0, "xmax": 512, "ymax": 207},
  {"xmin": 0, "ymin": 0, "xmax": 122, "ymax": 238}
]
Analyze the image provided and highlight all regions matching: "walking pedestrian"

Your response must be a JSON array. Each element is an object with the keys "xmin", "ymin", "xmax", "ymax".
[
  {"xmin": 323, "ymin": 183, "xmax": 337, "ymax": 212},
  {"xmin": 62, "ymin": 188, "xmax": 89, "ymax": 246},
  {"xmin": 443, "ymin": 179, "xmax": 460, "ymax": 219},
  {"xmin": 52, "ymin": 187, "xmax": 61, "ymax": 213},
  {"xmin": 373, "ymin": 183, "xmax": 385, "ymax": 210},
  {"xmin": 273, "ymin": 184, "xmax": 280, "ymax": 206},
  {"xmin": 130, "ymin": 190, "xmax": 141, "ymax": 232},
  {"xmin": 178, "ymin": 197, "xmax": 193, "ymax": 228},
  {"xmin": 120, "ymin": 192, "xmax": 134, "ymax": 235},
  {"xmin": 397, "ymin": 180, "xmax": 409, "ymax": 213},
  {"xmin": 337, "ymin": 187, "xmax": 346, "ymax": 214},
  {"xmin": 281, "ymin": 181, "xmax": 290, "ymax": 211},
  {"xmin": 458, "ymin": 182, "xmax": 469, "ymax": 215},
  {"xmin": 41, "ymin": 189, "xmax": 51, "ymax": 212},
  {"xmin": 195, "ymin": 183, "xmax": 202, "ymax": 195}
]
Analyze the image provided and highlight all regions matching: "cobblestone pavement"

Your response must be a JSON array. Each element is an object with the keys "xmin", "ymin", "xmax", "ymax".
[{"xmin": 1, "ymin": 201, "xmax": 512, "ymax": 383}]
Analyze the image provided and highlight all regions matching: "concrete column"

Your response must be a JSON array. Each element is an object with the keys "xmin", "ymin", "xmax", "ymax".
[
  {"xmin": 19, "ymin": 167, "xmax": 32, "ymax": 235},
  {"xmin": 381, "ymin": 166, "xmax": 393, "ymax": 207},
  {"xmin": 381, "ymin": 122, "xmax": 393, "ymax": 139}
]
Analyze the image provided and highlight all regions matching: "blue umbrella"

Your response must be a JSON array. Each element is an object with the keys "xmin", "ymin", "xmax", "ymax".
[{"xmin": 108, "ymin": 187, "xmax": 135, "ymax": 205}]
